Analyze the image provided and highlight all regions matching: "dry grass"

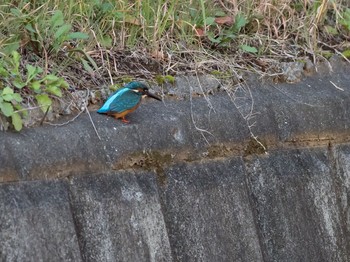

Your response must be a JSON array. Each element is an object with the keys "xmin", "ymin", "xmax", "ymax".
[
  {"xmin": 1, "ymin": 0, "xmax": 349, "ymax": 83},
  {"xmin": 0, "ymin": 0, "xmax": 349, "ymax": 130}
]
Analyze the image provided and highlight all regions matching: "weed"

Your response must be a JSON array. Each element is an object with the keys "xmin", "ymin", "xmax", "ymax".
[
  {"xmin": 4, "ymin": 6, "xmax": 88, "ymax": 57},
  {"xmin": 155, "ymin": 75, "xmax": 176, "ymax": 85},
  {"xmin": 0, "ymin": 51, "xmax": 68, "ymax": 131},
  {"xmin": 0, "ymin": 0, "xmax": 348, "ymax": 131},
  {"xmin": 339, "ymin": 8, "xmax": 350, "ymax": 31}
]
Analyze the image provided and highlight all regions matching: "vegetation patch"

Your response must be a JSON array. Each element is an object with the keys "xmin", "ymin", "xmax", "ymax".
[{"xmin": 0, "ymin": 0, "xmax": 349, "ymax": 130}]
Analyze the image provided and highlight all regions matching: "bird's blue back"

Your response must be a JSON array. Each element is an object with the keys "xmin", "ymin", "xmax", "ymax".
[{"xmin": 97, "ymin": 87, "xmax": 142, "ymax": 113}]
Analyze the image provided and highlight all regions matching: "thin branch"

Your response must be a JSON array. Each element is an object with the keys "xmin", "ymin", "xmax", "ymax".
[
  {"xmin": 45, "ymin": 109, "xmax": 84, "ymax": 126},
  {"xmin": 85, "ymin": 104, "xmax": 101, "ymax": 140},
  {"xmin": 40, "ymin": 105, "xmax": 51, "ymax": 126}
]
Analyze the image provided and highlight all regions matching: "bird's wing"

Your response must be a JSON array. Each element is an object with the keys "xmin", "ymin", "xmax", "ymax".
[
  {"xmin": 107, "ymin": 89, "xmax": 141, "ymax": 113},
  {"xmin": 97, "ymin": 88, "xmax": 125, "ymax": 113}
]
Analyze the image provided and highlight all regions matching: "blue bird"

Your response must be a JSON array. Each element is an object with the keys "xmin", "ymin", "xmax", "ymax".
[{"xmin": 97, "ymin": 81, "xmax": 162, "ymax": 123}]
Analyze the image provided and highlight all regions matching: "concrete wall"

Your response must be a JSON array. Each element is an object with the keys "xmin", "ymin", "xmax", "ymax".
[{"xmin": 0, "ymin": 59, "xmax": 350, "ymax": 261}]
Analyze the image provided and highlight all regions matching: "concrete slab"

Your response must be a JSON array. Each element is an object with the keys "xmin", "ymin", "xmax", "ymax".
[
  {"xmin": 333, "ymin": 144, "xmax": 350, "ymax": 258},
  {"xmin": 245, "ymin": 148, "xmax": 348, "ymax": 261},
  {"xmin": 0, "ymin": 180, "xmax": 81, "ymax": 261},
  {"xmin": 160, "ymin": 158, "xmax": 263, "ymax": 262},
  {"xmin": 69, "ymin": 171, "xmax": 172, "ymax": 262}
]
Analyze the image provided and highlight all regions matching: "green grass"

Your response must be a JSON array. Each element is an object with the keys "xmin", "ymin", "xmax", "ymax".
[{"xmin": 0, "ymin": 0, "xmax": 349, "ymax": 130}]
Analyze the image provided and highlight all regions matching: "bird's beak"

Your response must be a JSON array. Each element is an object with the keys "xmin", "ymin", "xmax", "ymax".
[{"xmin": 145, "ymin": 90, "xmax": 162, "ymax": 101}]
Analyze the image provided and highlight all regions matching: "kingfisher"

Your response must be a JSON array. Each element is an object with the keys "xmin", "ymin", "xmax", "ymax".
[{"xmin": 97, "ymin": 81, "xmax": 162, "ymax": 123}]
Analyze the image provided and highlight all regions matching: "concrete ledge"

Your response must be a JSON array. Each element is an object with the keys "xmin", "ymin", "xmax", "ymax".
[{"xmin": 0, "ymin": 59, "xmax": 350, "ymax": 261}]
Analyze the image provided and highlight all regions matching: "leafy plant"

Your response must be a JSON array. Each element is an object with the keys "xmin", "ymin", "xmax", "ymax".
[
  {"xmin": 8, "ymin": 8, "xmax": 88, "ymax": 56},
  {"xmin": 240, "ymin": 44, "xmax": 258, "ymax": 54},
  {"xmin": 155, "ymin": 75, "xmax": 176, "ymax": 85},
  {"xmin": 339, "ymin": 8, "xmax": 350, "ymax": 31},
  {"xmin": 0, "ymin": 51, "xmax": 69, "ymax": 131},
  {"xmin": 0, "ymin": 86, "xmax": 23, "ymax": 131},
  {"xmin": 194, "ymin": 11, "xmax": 249, "ymax": 47}
]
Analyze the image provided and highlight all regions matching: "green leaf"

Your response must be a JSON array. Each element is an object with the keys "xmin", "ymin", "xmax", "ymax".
[
  {"xmin": 205, "ymin": 17, "xmax": 216, "ymax": 26},
  {"xmin": 11, "ymin": 112, "xmax": 22, "ymax": 131},
  {"xmin": 44, "ymin": 74, "xmax": 59, "ymax": 82},
  {"xmin": 26, "ymin": 64, "xmax": 40, "ymax": 82},
  {"xmin": 24, "ymin": 24, "xmax": 37, "ymax": 34},
  {"xmin": 67, "ymin": 32, "xmax": 89, "ymax": 40},
  {"xmin": 14, "ymin": 104, "xmax": 27, "ymax": 117},
  {"xmin": 11, "ymin": 51, "xmax": 21, "ymax": 70},
  {"xmin": 59, "ymin": 79, "xmax": 69, "ymax": 89},
  {"xmin": 2, "ymin": 86, "xmax": 14, "ymax": 96},
  {"xmin": 342, "ymin": 49, "xmax": 350, "ymax": 58},
  {"xmin": 13, "ymin": 78, "xmax": 26, "ymax": 89},
  {"xmin": 240, "ymin": 44, "xmax": 258, "ymax": 53},
  {"xmin": 215, "ymin": 11, "xmax": 227, "ymax": 17},
  {"xmin": 54, "ymin": 24, "xmax": 72, "ymax": 40},
  {"xmin": 101, "ymin": 3, "xmax": 114, "ymax": 13},
  {"xmin": 207, "ymin": 32, "xmax": 222, "ymax": 43},
  {"xmin": 36, "ymin": 94, "xmax": 52, "ymax": 112},
  {"xmin": 12, "ymin": 93, "xmax": 23, "ymax": 103},
  {"xmin": 81, "ymin": 59, "xmax": 94, "ymax": 74},
  {"xmin": 2, "ymin": 94, "xmax": 14, "ymax": 102},
  {"xmin": 46, "ymin": 86, "xmax": 62, "ymax": 97},
  {"xmin": 2, "ymin": 41, "xmax": 20, "ymax": 55},
  {"xmin": 324, "ymin": 25, "xmax": 338, "ymax": 35},
  {"xmin": 0, "ymin": 101, "xmax": 14, "ymax": 117},
  {"xmin": 0, "ymin": 65, "xmax": 9, "ymax": 77},
  {"xmin": 233, "ymin": 14, "xmax": 248, "ymax": 32},
  {"xmin": 2, "ymin": 89, "xmax": 15, "ymax": 101},
  {"xmin": 340, "ymin": 8, "xmax": 350, "ymax": 31},
  {"xmin": 114, "ymin": 11, "xmax": 124, "ymax": 20},
  {"xmin": 83, "ymin": 52, "xmax": 99, "ymax": 71},
  {"xmin": 2, "ymin": 90, "xmax": 15, "ymax": 101},
  {"xmin": 10, "ymin": 8, "xmax": 22, "ymax": 17},
  {"xmin": 30, "ymin": 80, "xmax": 41, "ymax": 91},
  {"xmin": 50, "ymin": 10, "xmax": 64, "ymax": 28},
  {"xmin": 98, "ymin": 36, "xmax": 113, "ymax": 48}
]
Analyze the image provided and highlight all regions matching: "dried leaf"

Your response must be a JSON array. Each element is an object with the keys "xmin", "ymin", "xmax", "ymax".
[
  {"xmin": 124, "ymin": 15, "xmax": 141, "ymax": 26},
  {"xmin": 151, "ymin": 50, "xmax": 165, "ymax": 60},
  {"xmin": 195, "ymin": 27, "xmax": 205, "ymax": 37},
  {"xmin": 215, "ymin": 16, "xmax": 234, "ymax": 26}
]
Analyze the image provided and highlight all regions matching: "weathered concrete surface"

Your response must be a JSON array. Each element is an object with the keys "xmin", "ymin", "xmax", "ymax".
[
  {"xmin": 160, "ymin": 158, "xmax": 263, "ymax": 261},
  {"xmin": 333, "ymin": 144, "xmax": 350, "ymax": 255},
  {"xmin": 245, "ymin": 148, "xmax": 349, "ymax": 262},
  {"xmin": 69, "ymin": 171, "xmax": 172, "ymax": 262},
  {"xmin": 161, "ymin": 75, "xmax": 220, "ymax": 97},
  {"xmin": 1, "ymin": 58, "xmax": 350, "ymax": 182},
  {"xmin": 0, "ymin": 180, "xmax": 81, "ymax": 261},
  {"xmin": 0, "ymin": 58, "xmax": 350, "ymax": 261}
]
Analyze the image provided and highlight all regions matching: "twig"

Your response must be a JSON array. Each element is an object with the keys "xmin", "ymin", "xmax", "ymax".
[
  {"xmin": 225, "ymin": 82, "xmax": 267, "ymax": 153},
  {"xmin": 45, "ymin": 110, "xmax": 84, "ymax": 126},
  {"xmin": 40, "ymin": 105, "xmax": 51, "ymax": 126},
  {"xmin": 330, "ymin": 81, "xmax": 344, "ymax": 91},
  {"xmin": 268, "ymin": 83, "xmax": 320, "ymax": 107},
  {"xmin": 318, "ymin": 41, "xmax": 350, "ymax": 64},
  {"xmin": 14, "ymin": 104, "xmax": 50, "ymax": 113},
  {"xmin": 85, "ymin": 104, "xmax": 101, "ymax": 140},
  {"xmin": 186, "ymin": 76, "xmax": 214, "ymax": 145}
]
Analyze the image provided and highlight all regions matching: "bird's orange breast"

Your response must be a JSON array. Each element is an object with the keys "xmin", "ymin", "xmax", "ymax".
[{"xmin": 107, "ymin": 102, "xmax": 141, "ymax": 119}]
